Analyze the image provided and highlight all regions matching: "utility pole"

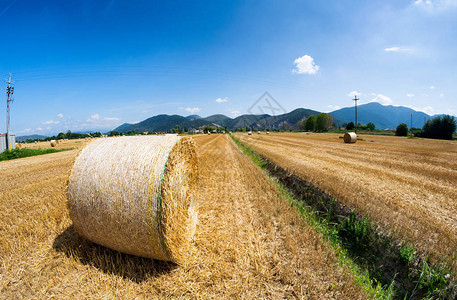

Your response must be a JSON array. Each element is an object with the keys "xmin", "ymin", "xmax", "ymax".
[
  {"xmin": 353, "ymin": 95, "xmax": 359, "ymax": 133},
  {"xmin": 5, "ymin": 73, "xmax": 14, "ymax": 151},
  {"xmin": 410, "ymin": 113, "xmax": 413, "ymax": 137}
]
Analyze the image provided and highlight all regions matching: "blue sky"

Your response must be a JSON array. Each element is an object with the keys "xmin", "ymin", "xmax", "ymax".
[{"xmin": 1, "ymin": 0, "xmax": 456, "ymax": 135}]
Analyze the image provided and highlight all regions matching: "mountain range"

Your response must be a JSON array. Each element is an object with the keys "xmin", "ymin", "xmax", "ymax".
[
  {"xmin": 114, "ymin": 108, "xmax": 320, "ymax": 132},
  {"xmin": 331, "ymin": 102, "xmax": 432, "ymax": 129},
  {"xmin": 113, "ymin": 102, "xmax": 439, "ymax": 133},
  {"xmin": 16, "ymin": 134, "xmax": 47, "ymax": 142}
]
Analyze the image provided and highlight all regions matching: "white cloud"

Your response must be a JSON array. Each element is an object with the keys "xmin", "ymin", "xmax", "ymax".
[
  {"xmin": 103, "ymin": 117, "xmax": 120, "ymax": 121},
  {"xmin": 430, "ymin": 85, "xmax": 435, "ymax": 89},
  {"xmin": 43, "ymin": 120, "xmax": 60, "ymax": 125},
  {"xmin": 413, "ymin": 0, "xmax": 457, "ymax": 10},
  {"xmin": 406, "ymin": 93, "xmax": 415, "ymax": 97},
  {"xmin": 422, "ymin": 106, "xmax": 435, "ymax": 114},
  {"xmin": 293, "ymin": 54, "xmax": 319, "ymax": 75},
  {"xmin": 185, "ymin": 107, "xmax": 201, "ymax": 114},
  {"xmin": 414, "ymin": 0, "xmax": 432, "ymax": 5},
  {"xmin": 347, "ymin": 91, "xmax": 362, "ymax": 98},
  {"xmin": 230, "ymin": 110, "xmax": 241, "ymax": 116},
  {"xmin": 216, "ymin": 97, "xmax": 228, "ymax": 103},
  {"xmin": 370, "ymin": 94, "xmax": 393, "ymax": 105},
  {"xmin": 57, "ymin": 113, "xmax": 64, "ymax": 118},
  {"xmin": 36, "ymin": 127, "xmax": 43, "ymax": 131},
  {"xmin": 384, "ymin": 46, "xmax": 411, "ymax": 52},
  {"xmin": 440, "ymin": 93, "xmax": 445, "ymax": 97},
  {"xmin": 327, "ymin": 105, "xmax": 341, "ymax": 110},
  {"xmin": 46, "ymin": 127, "xmax": 51, "ymax": 130},
  {"xmin": 86, "ymin": 114, "xmax": 120, "ymax": 123},
  {"xmin": 404, "ymin": 105, "xmax": 435, "ymax": 115}
]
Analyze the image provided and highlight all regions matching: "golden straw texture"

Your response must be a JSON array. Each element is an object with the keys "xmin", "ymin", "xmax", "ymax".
[
  {"xmin": 67, "ymin": 135, "xmax": 197, "ymax": 263},
  {"xmin": 344, "ymin": 132, "xmax": 357, "ymax": 143}
]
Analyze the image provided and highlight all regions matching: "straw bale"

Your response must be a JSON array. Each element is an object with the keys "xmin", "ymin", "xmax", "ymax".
[
  {"xmin": 67, "ymin": 136, "xmax": 197, "ymax": 263},
  {"xmin": 344, "ymin": 132, "xmax": 357, "ymax": 143},
  {"xmin": 50, "ymin": 140, "xmax": 59, "ymax": 147}
]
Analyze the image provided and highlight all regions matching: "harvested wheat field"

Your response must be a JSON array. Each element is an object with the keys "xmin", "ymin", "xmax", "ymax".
[
  {"xmin": 0, "ymin": 134, "xmax": 367, "ymax": 299},
  {"xmin": 20, "ymin": 138, "xmax": 91, "ymax": 150},
  {"xmin": 234, "ymin": 132, "xmax": 457, "ymax": 274}
]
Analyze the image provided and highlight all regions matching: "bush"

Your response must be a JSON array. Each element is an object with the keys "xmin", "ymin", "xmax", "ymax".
[
  {"xmin": 346, "ymin": 122, "xmax": 355, "ymax": 130},
  {"xmin": 396, "ymin": 123, "xmax": 408, "ymax": 136},
  {"xmin": 366, "ymin": 122, "xmax": 375, "ymax": 131}
]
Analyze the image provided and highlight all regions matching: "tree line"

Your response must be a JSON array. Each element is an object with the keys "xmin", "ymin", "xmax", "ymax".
[
  {"xmin": 396, "ymin": 115, "xmax": 456, "ymax": 140},
  {"xmin": 297, "ymin": 113, "xmax": 334, "ymax": 132}
]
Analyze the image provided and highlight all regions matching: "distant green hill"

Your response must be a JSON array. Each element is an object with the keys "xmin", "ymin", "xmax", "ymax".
[
  {"xmin": 113, "ymin": 108, "xmax": 322, "ymax": 133},
  {"xmin": 330, "ymin": 102, "xmax": 432, "ymax": 129},
  {"xmin": 16, "ymin": 134, "xmax": 47, "ymax": 142},
  {"xmin": 112, "ymin": 103, "xmax": 439, "ymax": 133}
]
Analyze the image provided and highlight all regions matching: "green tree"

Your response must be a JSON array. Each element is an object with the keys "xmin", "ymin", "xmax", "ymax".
[
  {"xmin": 316, "ymin": 113, "xmax": 333, "ymax": 132},
  {"xmin": 396, "ymin": 123, "xmax": 408, "ymax": 136},
  {"xmin": 421, "ymin": 115, "xmax": 456, "ymax": 140},
  {"xmin": 305, "ymin": 115, "xmax": 317, "ymax": 131},
  {"xmin": 366, "ymin": 122, "xmax": 375, "ymax": 131},
  {"xmin": 184, "ymin": 126, "xmax": 188, "ymax": 133},
  {"xmin": 108, "ymin": 131, "xmax": 120, "ymax": 136},
  {"xmin": 203, "ymin": 126, "xmax": 215, "ymax": 133},
  {"xmin": 346, "ymin": 122, "xmax": 355, "ymax": 130},
  {"xmin": 297, "ymin": 120, "xmax": 304, "ymax": 131}
]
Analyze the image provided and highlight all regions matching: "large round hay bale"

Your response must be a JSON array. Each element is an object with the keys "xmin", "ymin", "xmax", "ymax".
[
  {"xmin": 344, "ymin": 132, "xmax": 357, "ymax": 143},
  {"xmin": 67, "ymin": 136, "xmax": 197, "ymax": 263},
  {"xmin": 50, "ymin": 140, "xmax": 59, "ymax": 147}
]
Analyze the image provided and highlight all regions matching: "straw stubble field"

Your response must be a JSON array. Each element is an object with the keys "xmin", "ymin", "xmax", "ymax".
[
  {"xmin": 0, "ymin": 134, "xmax": 365, "ymax": 299},
  {"xmin": 234, "ymin": 132, "xmax": 457, "ymax": 274}
]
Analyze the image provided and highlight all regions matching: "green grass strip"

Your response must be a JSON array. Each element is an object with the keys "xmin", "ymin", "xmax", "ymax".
[{"xmin": 0, "ymin": 148, "xmax": 71, "ymax": 161}]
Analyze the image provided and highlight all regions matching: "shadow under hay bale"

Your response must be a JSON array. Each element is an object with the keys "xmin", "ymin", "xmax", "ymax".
[{"xmin": 53, "ymin": 226, "xmax": 176, "ymax": 283}]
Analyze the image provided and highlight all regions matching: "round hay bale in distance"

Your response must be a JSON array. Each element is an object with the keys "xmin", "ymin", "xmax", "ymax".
[
  {"xmin": 50, "ymin": 140, "xmax": 59, "ymax": 147},
  {"xmin": 67, "ymin": 136, "xmax": 197, "ymax": 263},
  {"xmin": 344, "ymin": 132, "xmax": 357, "ymax": 143}
]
